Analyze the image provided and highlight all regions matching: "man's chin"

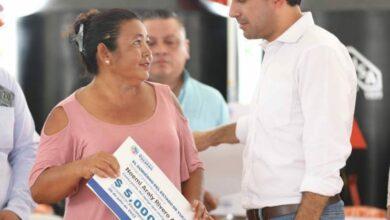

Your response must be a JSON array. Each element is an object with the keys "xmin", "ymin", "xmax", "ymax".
[
  {"xmin": 149, "ymin": 72, "xmax": 172, "ymax": 82},
  {"xmin": 150, "ymin": 69, "xmax": 171, "ymax": 77},
  {"xmin": 243, "ymin": 31, "xmax": 260, "ymax": 40}
]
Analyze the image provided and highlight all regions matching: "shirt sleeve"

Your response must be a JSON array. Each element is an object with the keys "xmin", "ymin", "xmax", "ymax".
[
  {"xmin": 298, "ymin": 45, "xmax": 357, "ymax": 196},
  {"xmin": 177, "ymin": 114, "xmax": 204, "ymax": 183},
  {"xmin": 29, "ymin": 109, "xmax": 78, "ymax": 189},
  {"xmin": 236, "ymin": 115, "xmax": 250, "ymax": 144},
  {"xmin": 5, "ymin": 74, "xmax": 38, "ymax": 220}
]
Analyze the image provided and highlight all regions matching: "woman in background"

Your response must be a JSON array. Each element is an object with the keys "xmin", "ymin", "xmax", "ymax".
[{"xmin": 29, "ymin": 8, "xmax": 210, "ymax": 220}]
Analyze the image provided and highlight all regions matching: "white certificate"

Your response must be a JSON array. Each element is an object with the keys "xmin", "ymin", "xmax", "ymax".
[{"xmin": 87, "ymin": 137, "xmax": 194, "ymax": 220}]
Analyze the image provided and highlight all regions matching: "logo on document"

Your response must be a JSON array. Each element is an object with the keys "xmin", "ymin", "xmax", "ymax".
[{"xmin": 131, "ymin": 145, "xmax": 139, "ymax": 155}]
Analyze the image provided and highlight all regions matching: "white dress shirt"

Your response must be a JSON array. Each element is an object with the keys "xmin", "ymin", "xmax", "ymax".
[
  {"xmin": 236, "ymin": 12, "xmax": 357, "ymax": 209},
  {"xmin": 0, "ymin": 68, "xmax": 38, "ymax": 219}
]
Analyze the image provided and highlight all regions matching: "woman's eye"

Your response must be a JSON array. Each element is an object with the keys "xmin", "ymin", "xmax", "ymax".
[{"xmin": 133, "ymin": 40, "xmax": 142, "ymax": 46}]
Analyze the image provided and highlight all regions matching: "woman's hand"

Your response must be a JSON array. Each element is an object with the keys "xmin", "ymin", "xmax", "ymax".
[
  {"xmin": 203, "ymin": 190, "xmax": 218, "ymax": 211},
  {"xmin": 0, "ymin": 210, "xmax": 20, "ymax": 220},
  {"xmin": 192, "ymin": 200, "xmax": 214, "ymax": 220},
  {"xmin": 75, "ymin": 151, "xmax": 120, "ymax": 179}
]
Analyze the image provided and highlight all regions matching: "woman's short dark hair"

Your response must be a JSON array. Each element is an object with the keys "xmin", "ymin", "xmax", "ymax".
[
  {"xmin": 71, "ymin": 8, "xmax": 139, "ymax": 75},
  {"xmin": 287, "ymin": 0, "xmax": 301, "ymax": 6}
]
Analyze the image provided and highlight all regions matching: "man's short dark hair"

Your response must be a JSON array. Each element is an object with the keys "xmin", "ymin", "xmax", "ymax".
[
  {"xmin": 287, "ymin": 0, "xmax": 301, "ymax": 6},
  {"xmin": 141, "ymin": 9, "xmax": 185, "ymax": 28}
]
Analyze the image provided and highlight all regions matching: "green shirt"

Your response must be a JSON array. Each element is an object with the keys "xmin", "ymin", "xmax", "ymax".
[{"xmin": 178, "ymin": 71, "xmax": 229, "ymax": 131}]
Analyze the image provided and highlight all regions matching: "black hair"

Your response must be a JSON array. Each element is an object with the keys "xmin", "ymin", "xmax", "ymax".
[
  {"xmin": 287, "ymin": 0, "xmax": 301, "ymax": 6},
  {"xmin": 71, "ymin": 8, "xmax": 139, "ymax": 75},
  {"xmin": 141, "ymin": 9, "xmax": 185, "ymax": 28}
]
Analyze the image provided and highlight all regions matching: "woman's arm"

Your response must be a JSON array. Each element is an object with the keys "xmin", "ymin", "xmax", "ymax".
[
  {"xmin": 182, "ymin": 168, "xmax": 213, "ymax": 220},
  {"xmin": 181, "ymin": 168, "xmax": 203, "ymax": 202},
  {"xmin": 31, "ymin": 160, "xmax": 83, "ymax": 204},
  {"xmin": 31, "ymin": 151, "xmax": 119, "ymax": 204},
  {"xmin": 30, "ymin": 107, "xmax": 119, "ymax": 204}
]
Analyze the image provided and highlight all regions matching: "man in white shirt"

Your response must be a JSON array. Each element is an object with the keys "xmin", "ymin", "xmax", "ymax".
[
  {"xmin": 194, "ymin": 0, "xmax": 357, "ymax": 219},
  {"xmin": 0, "ymin": 4, "xmax": 38, "ymax": 220}
]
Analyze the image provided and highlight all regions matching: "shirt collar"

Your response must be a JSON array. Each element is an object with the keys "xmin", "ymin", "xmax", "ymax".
[
  {"xmin": 178, "ymin": 70, "xmax": 191, "ymax": 103},
  {"xmin": 260, "ymin": 12, "xmax": 315, "ymax": 49}
]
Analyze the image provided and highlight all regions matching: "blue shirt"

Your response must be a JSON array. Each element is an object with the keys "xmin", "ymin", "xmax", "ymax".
[
  {"xmin": 0, "ymin": 68, "xmax": 38, "ymax": 219},
  {"xmin": 178, "ymin": 71, "xmax": 229, "ymax": 131}
]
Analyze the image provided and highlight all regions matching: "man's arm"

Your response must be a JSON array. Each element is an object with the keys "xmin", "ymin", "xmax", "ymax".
[
  {"xmin": 387, "ymin": 208, "xmax": 390, "ymax": 220},
  {"xmin": 297, "ymin": 45, "xmax": 356, "ymax": 218},
  {"xmin": 193, "ymin": 123, "xmax": 239, "ymax": 152},
  {"xmin": 4, "ymin": 77, "xmax": 38, "ymax": 220},
  {"xmin": 295, "ymin": 192, "xmax": 329, "ymax": 220}
]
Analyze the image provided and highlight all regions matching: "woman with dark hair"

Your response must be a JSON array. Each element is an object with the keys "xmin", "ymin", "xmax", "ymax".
[{"xmin": 29, "ymin": 9, "xmax": 209, "ymax": 219}]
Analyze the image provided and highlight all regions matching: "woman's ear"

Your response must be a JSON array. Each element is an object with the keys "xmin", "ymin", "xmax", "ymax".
[{"xmin": 97, "ymin": 43, "xmax": 112, "ymax": 65}]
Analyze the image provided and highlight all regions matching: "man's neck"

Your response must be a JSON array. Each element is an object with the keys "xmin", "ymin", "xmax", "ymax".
[
  {"xmin": 151, "ymin": 74, "xmax": 184, "ymax": 97},
  {"xmin": 267, "ymin": 7, "xmax": 303, "ymax": 42},
  {"xmin": 166, "ymin": 75, "xmax": 184, "ymax": 97}
]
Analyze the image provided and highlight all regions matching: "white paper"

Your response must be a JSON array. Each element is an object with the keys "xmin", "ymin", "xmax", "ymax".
[{"xmin": 87, "ymin": 137, "xmax": 193, "ymax": 220}]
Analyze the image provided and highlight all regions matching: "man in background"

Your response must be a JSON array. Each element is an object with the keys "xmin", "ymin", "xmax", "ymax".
[
  {"xmin": 143, "ymin": 10, "xmax": 229, "ymax": 132},
  {"xmin": 0, "ymin": 3, "xmax": 38, "ymax": 220},
  {"xmin": 143, "ymin": 10, "xmax": 230, "ymax": 211}
]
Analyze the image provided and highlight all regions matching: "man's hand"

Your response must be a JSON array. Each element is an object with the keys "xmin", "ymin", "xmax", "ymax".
[
  {"xmin": 193, "ymin": 123, "xmax": 239, "ymax": 152},
  {"xmin": 0, "ymin": 210, "xmax": 20, "ymax": 220},
  {"xmin": 295, "ymin": 192, "xmax": 329, "ymax": 220},
  {"xmin": 193, "ymin": 131, "xmax": 214, "ymax": 152}
]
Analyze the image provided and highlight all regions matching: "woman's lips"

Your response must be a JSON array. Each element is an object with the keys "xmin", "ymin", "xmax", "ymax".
[{"xmin": 139, "ymin": 62, "xmax": 150, "ymax": 70}]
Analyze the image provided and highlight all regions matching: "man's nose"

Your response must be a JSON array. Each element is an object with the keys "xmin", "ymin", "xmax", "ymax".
[
  {"xmin": 152, "ymin": 42, "xmax": 168, "ymax": 56},
  {"xmin": 229, "ymin": 2, "xmax": 239, "ymax": 18}
]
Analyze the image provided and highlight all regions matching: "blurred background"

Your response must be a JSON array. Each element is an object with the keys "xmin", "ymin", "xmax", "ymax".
[{"xmin": 0, "ymin": 0, "xmax": 389, "ymax": 219}]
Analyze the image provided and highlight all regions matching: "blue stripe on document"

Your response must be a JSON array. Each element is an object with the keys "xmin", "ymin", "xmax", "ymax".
[{"xmin": 87, "ymin": 178, "xmax": 131, "ymax": 220}]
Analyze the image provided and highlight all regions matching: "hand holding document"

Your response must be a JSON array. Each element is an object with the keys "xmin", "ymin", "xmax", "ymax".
[{"xmin": 87, "ymin": 137, "xmax": 194, "ymax": 220}]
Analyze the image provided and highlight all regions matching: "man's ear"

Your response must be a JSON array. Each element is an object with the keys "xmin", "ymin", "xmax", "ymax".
[
  {"xmin": 273, "ymin": 0, "xmax": 286, "ymax": 9},
  {"xmin": 185, "ymin": 39, "xmax": 191, "ymax": 60},
  {"xmin": 97, "ymin": 43, "xmax": 113, "ymax": 65}
]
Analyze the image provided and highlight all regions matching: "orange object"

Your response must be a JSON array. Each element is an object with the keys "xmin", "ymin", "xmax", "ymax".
[
  {"xmin": 207, "ymin": 0, "xmax": 228, "ymax": 5},
  {"xmin": 344, "ymin": 206, "xmax": 386, "ymax": 218},
  {"xmin": 350, "ymin": 119, "xmax": 367, "ymax": 149}
]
